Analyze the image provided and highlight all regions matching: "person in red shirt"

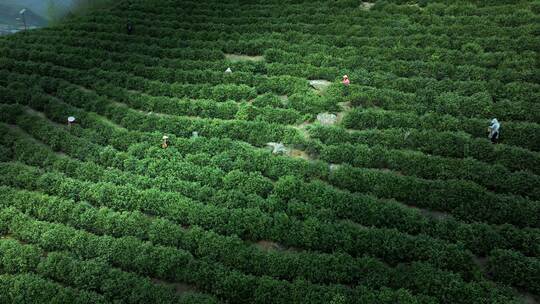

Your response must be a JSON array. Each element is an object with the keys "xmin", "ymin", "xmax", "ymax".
[{"xmin": 342, "ymin": 75, "xmax": 350, "ymax": 96}]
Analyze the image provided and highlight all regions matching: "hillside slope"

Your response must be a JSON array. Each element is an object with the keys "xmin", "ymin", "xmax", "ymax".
[
  {"xmin": 0, "ymin": 4, "xmax": 48, "ymax": 27},
  {"xmin": 0, "ymin": 0, "xmax": 538, "ymax": 303},
  {"xmin": 0, "ymin": 0, "xmax": 77, "ymax": 19}
]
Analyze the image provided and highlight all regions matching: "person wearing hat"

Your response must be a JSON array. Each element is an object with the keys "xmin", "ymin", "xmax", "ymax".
[
  {"xmin": 67, "ymin": 116, "xmax": 76, "ymax": 127},
  {"xmin": 162, "ymin": 135, "xmax": 169, "ymax": 149},
  {"xmin": 342, "ymin": 75, "xmax": 350, "ymax": 96}
]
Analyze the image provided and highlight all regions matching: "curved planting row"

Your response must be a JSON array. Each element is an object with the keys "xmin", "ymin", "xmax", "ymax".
[
  {"xmin": 1, "ymin": 0, "xmax": 537, "ymax": 301},
  {"xmin": 326, "ymin": 164, "xmax": 539, "ymax": 228},
  {"xmin": 0, "ymin": 161, "xmax": 479, "ymax": 279},
  {"xmin": 0, "ymin": 273, "xmax": 107, "ymax": 304},
  {"xmin": 0, "ymin": 207, "xmax": 455, "ymax": 304},
  {"xmin": 3, "ymin": 33, "xmax": 536, "ymax": 123},
  {"xmin": 317, "ymin": 142, "xmax": 540, "ymax": 200},
  {"xmin": 7, "ymin": 27, "xmax": 536, "ymax": 108},
  {"xmin": 0, "ymin": 186, "xmax": 521, "ymax": 302},
  {"xmin": 342, "ymin": 108, "xmax": 540, "ymax": 152},
  {"xmin": 2, "ymin": 121, "xmax": 538, "ymax": 259},
  {"xmin": 3, "ymin": 88, "xmax": 539, "ymax": 232},
  {"xmin": 0, "ymin": 238, "xmax": 216, "ymax": 304},
  {"xmin": 309, "ymin": 125, "xmax": 540, "ymax": 176}
]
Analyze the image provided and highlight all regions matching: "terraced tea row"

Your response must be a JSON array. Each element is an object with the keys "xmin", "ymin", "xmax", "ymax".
[{"xmin": 1, "ymin": 0, "xmax": 538, "ymax": 302}]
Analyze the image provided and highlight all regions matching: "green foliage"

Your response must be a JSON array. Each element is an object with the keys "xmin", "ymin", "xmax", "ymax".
[
  {"xmin": 0, "ymin": 0, "xmax": 537, "ymax": 302},
  {"xmin": 0, "ymin": 273, "xmax": 107, "ymax": 304},
  {"xmin": 487, "ymin": 250, "xmax": 540, "ymax": 294},
  {"xmin": 252, "ymin": 93, "xmax": 284, "ymax": 108},
  {"xmin": 223, "ymin": 170, "xmax": 273, "ymax": 197},
  {"xmin": 0, "ymin": 239, "xmax": 41, "ymax": 274}
]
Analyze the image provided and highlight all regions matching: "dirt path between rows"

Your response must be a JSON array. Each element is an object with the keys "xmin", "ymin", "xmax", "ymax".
[
  {"xmin": 150, "ymin": 278, "xmax": 197, "ymax": 295},
  {"xmin": 225, "ymin": 53, "xmax": 264, "ymax": 62}
]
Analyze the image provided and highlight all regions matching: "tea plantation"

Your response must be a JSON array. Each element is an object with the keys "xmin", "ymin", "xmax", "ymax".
[{"xmin": 0, "ymin": 0, "xmax": 539, "ymax": 303}]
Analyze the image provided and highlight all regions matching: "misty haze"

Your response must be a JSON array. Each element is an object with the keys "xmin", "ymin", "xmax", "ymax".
[{"xmin": 0, "ymin": 0, "xmax": 81, "ymax": 34}]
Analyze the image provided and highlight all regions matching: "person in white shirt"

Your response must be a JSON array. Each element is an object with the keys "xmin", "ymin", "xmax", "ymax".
[
  {"xmin": 162, "ymin": 135, "xmax": 169, "ymax": 149},
  {"xmin": 488, "ymin": 118, "xmax": 500, "ymax": 144}
]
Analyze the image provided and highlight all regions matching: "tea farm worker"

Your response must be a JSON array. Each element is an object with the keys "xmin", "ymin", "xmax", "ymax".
[
  {"xmin": 488, "ymin": 118, "xmax": 500, "ymax": 144},
  {"xmin": 342, "ymin": 75, "xmax": 350, "ymax": 86},
  {"xmin": 342, "ymin": 75, "xmax": 350, "ymax": 96},
  {"xmin": 127, "ymin": 22, "xmax": 133, "ymax": 35},
  {"xmin": 162, "ymin": 135, "xmax": 169, "ymax": 149},
  {"xmin": 67, "ymin": 116, "xmax": 76, "ymax": 127}
]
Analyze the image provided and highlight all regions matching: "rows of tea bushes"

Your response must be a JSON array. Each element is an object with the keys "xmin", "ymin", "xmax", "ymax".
[
  {"xmin": 5, "ymin": 13, "xmax": 540, "ymax": 105},
  {"xmin": 308, "ymin": 125, "xmax": 540, "ymax": 175},
  {"xmin": 56, "ymin": 112, "xmax": 540, "ymax": 230},
  {"xmin": 69, "ymin": 4, "xmax": 540, "ymax": 55},
  {"xmin": 6, "ymin": 126, "xmax": 540, "ymax": 300},
  {"xmin": 317, "ymin": 142, "xmax": 540, "ymax": 200},
  {"xmin": 0, "ymin": 273, "xmax": 107, "ymax": 304},
  {"xmin": 0, "ymin": 207, "xmax": 442, "ymax": 304},
  {"xmin": 0, "ymin": 45, "xmax": 337, "ymax": 118},
  {"xmin": 3, "ymin": 69, "xmax": 534, "ymax": 209},
  {"xmin": 2, "ymin": 73, "xmax": 539, "ymax": 232},
  {"xmin": 330, "ymin": 83, "xmax": 539, "ymax": 123},
  {"xmin": 18, "ymin": 22, "xmax": 539, "ymax": 109},
  {"xmin": 326, "ymin": 164, "xmax": 539, "ymax": 228},
  {"xmin": 3, "ymin": 31, "xmax": 536, "ymax": 129},
  {"xmin": 0, "ymin": 161, "xmax": 480, "ymax": 280},
  {"xmin": 2, "ymin": 121, "xmax": 538, "ymax": 260},
  {"xmin": 0, "ymin": 185, "xmax": 413, "ymax": 286},
  {"xmin": 342, "ymin": 108, "xmax": 540, "ymax": 151},
  {"xmin": 1, "ymin": 0, "xmax": 538, "ymax": 301},
  {"xmin": 0, "ymin": 70, "xmax": 302, "ymax": 147},
  {"xmin": 2, "ymin": 75, "xmax": 536, "ymax": 234},
  {"xmin": 2, "ymin": 45, "xmax": 536, "ymax": 248},
  {"xmin": 2, "ymin": 99, "xmax": 535, "ymax": 256},
  {"xmin": 2, "ymin": 45, "xmax": 537, "ymax": 146},
  {"xmin": 8, "ymin": 26, "xmax": 537, "ymax": 108},
  {"xmin": 0, "ymin": 238, "xmax": 217, "ymax": 304},
  {"xmin": 487, "ymin": 250, "xmax": 540, "ymax": 295},
  {"xmin": 0, "ymin": 186, "xmax": 524, "ymax": 302}
]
